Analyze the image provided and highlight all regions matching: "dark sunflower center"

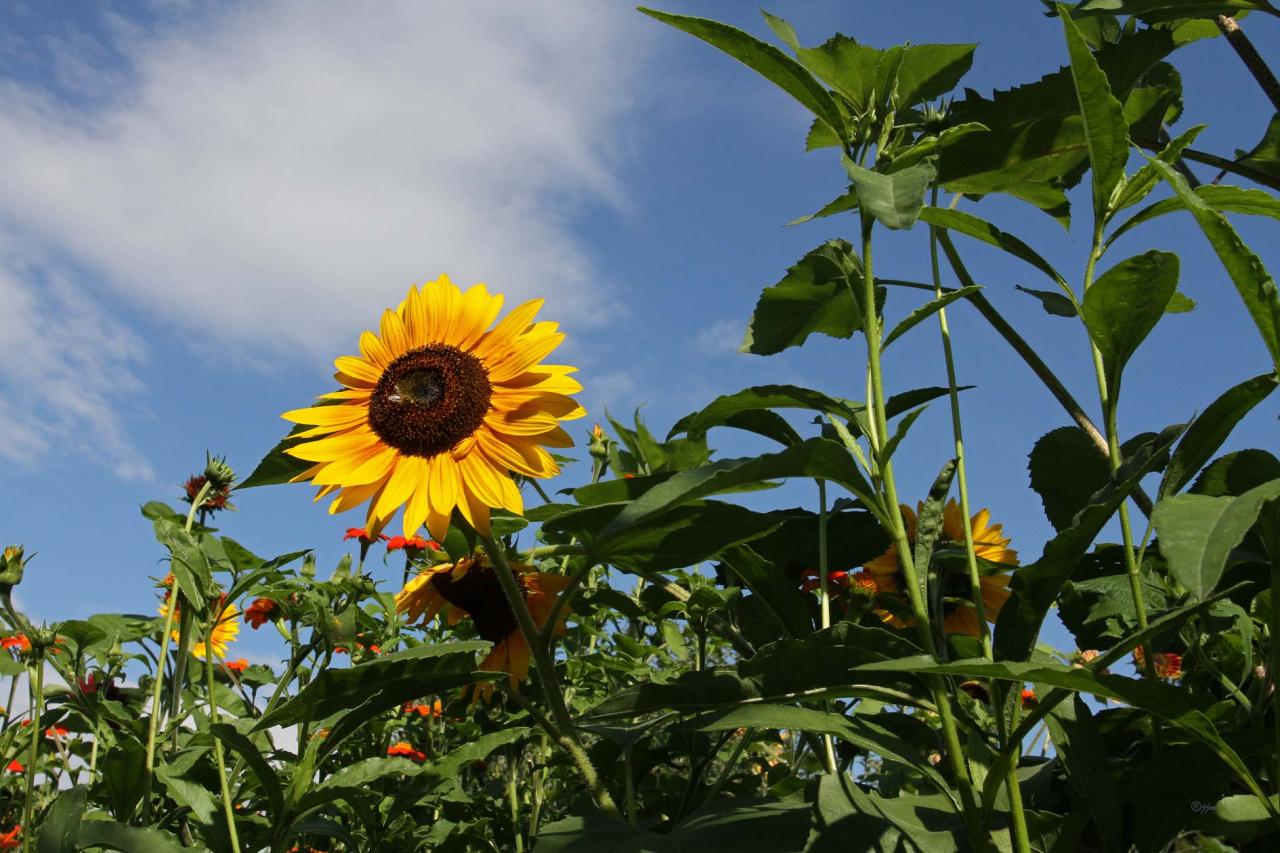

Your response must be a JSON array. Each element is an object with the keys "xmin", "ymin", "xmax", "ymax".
[
  {"xmin": 431, "ymin": 561, "xmax": 518, "ymax": 642},
  {"xmin": 367, "ymin": 344, "xmax": 492, "ymax": 457}
]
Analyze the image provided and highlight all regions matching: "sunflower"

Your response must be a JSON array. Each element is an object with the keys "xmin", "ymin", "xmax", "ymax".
[
  {"xmin": 862, "ymin": 499, "xmax": 1017, "ymax": 637},
  {"xmin": 396, "ymin": 552, "xmax": 571, "ymax": 701},
  {"xmin": 159, "ymin": 597, "xmax": 241, "ymax": 661},
  {"xmin": 282, "ymin": 275, "xmax": 584, "ymax": 541}
]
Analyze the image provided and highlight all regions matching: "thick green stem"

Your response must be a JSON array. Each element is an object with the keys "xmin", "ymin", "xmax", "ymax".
[
  {"xmin": 508, "ymin": 746, "xmax": 526, "ymax": 851},
  {"xmin": 816, "ymin": 479, "xmax": 838, "ymax": 774},
  {"xmin": 482, "ymin": 535, "xmax": 622, "ymax": 820},
  {"xmin": 860, "ymin": 212, "xmax": 986, "ymax": 847}
]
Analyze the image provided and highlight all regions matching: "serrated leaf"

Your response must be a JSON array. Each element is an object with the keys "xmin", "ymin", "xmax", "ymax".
[
  {"xmin": 1029, "ymin": 427, "xmax": 1113, "ymax": 531},
  {"xmin": 742, "ymin": 241, "xmax": 864, "ymax": 356}
]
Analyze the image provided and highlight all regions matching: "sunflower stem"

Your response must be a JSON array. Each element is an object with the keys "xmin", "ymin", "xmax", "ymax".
[
  {"xmin": 20, "ymin": 647, "xmax": 43, "ymax": 853},
  {"xmin": 143, "ymin": 477, "xmax": 210, "ymax": 821},
  {"xmin": 816, "ymin": 478, "xmax": 838, "ymax": 775},
  {"xmin": 860, "ymin": 211, "xmax": 986, "ymax": 848},
  {"xmin": 482, "ymin": 534, "xmax": 622, "ymax": 820},
  {"xmin": 203, "ymin": 634, "xmax": 240, "ymax": 851}
]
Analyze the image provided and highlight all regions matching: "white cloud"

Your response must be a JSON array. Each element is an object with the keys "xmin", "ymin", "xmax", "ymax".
[
  {"xmin": 0, "ymin": 0, "xmax": 651, "ymax": 474},
  {"xmin": 693, "ymin": 317, "xmax": 746, "ymax": 357}
]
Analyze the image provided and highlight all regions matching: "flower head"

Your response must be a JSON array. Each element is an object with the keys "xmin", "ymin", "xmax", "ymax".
[
  {"xmin": 161, "ymin": 597, "xmax": 240, "ymax": 661},
  {"xmin": 344, "ymin": 527, "xmax": 388, "ymax": 545},
  {"xmin": 396, "ymin": 552, "xmax": 571, "ymax": 701},
  {"xmin": 1020, "ymin": 688, "xmax": 1037, "ymax": 709},
  {"xmin": 387, "ymin": 741, "xmax": 427, "ymax": 762},
  {"xmin": 1, "ymin": 635, "xmax": 30, "ymax": 654},
  {"xmin": 225, "ymin": 658, "xmax": 249, "ymax": 673},
  {"xmin": 1134, "ymin": 647, "xmax": 1182, "ymax": 680},
  {"xmin": 243, "ymin": 598, "xmax": 280, "ymax": 630},
  {"xmin": 386, "ymin": 534, "xmax": 439, "ymax": 553},
  {"xmin": 0, "ymin": 545, "xmax": 27, "ymax": 590},
  {"xmin": 282, "ymin": 275, "xmax": 584, "ymax": 541},
  {"xmin": 44, "ymin": 725, "xmax": 69, "ymax": 739},
  {"xmin": 0, "ymin": 826, "xmax": 19, "ymax": 849},
  {"xmin": 864, "ymin": 499, "xmax": 1017, "ymax": 637},
  {"xmin": 5, "ymin": 760, "xmax": 21, "ymax": 773}
]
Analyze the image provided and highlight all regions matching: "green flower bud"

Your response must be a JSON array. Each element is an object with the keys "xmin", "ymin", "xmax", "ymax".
[
  {"xmin": 203, "ymin": 452, "xmax": 238, "ymax": 492},
  {"xmin": 0, "ymin": 545, "xmax": 28, "ymax": 590}
]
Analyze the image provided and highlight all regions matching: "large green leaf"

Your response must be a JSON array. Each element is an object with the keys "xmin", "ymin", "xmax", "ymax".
[
  {"xmin": 997, "ymin": 424, "xmax": 1184, "ymax": 660},
  {"xmin": 668, "ymin": 384, "xmax": 859, "ymax": 445},
  {"xmin": 1154, "ymin": 478, "xmax": 1280, "ymax": 599},
  {"xmin": 543, "ymin": 501, "xmax": 786, "ymax": 572},
  {"xmin": 1193, "ymin": 448, "xmax": 1280, "ymax": 496},
  {"xmin": 1159, "ymin": 371, "xmax": 1279, "ymax": 498},
  {"xmin": 843, "ymin": 158, "xmax": 937, "ymax": 230},
  {"xmin": 1059, "ymin": 3, "xmax": 1131, "ymax": 221},
  {"xmin": 75, "ymin": 822, "xmax": 196, "ymax": 853},
  {"xmin": 536, "ymin": 800, "xmax": 811, "ymax": 853},
  {"xmin": 810, "ymin": 774, "xmax": 962, "ymax": 853},
  {"xmin": 1073, "ymin": 1, "xmax": 1279, "ymax": 21},
  {"xmin": 1235, "ymin": 111, "xmax": 1280, "ymax": 184},
  {"xmin": 854, "ymin": 655, "xmax": 1273, "ymax": 807},
  {"xmin": 1027, "ymin": 426, "xmax": 1123, "ymax": 531},
  {"xmin": 238, "ymin": 422, "xmax": 312, "ymax": 489},
  {"xmin": 596, "ymin": 438, "xmax": 880, "ymax": 542},
  {"xmin": 1043, "ymin": 697, "xmax": 1122, "ymax": 849},
  {"xmin": 208, "ymin": 723, "xmax": 285, "ymax": 817},
  {"xmin": 1082, "ymin": 250, "xmax": 1180, "ymax": 393},
  {"xmin": 716, "ymin": 544, "xmax": 814, "ymax": 639},
  {"xmin": 256, "ymin": 642, "xmax": 493, "ymax": 730},
  {"xmin": 742, "ymin": 240, "xmax": 864, "ymax": 356},
  {"xmin": 1108, "ymin": 183, "xmax": 1280, "ymax": 247},
  {"xmin": 917, "ymin": 207, "xmax": 1069, "ymax": 290},
  {"xmin": 38, "ymin": 786, "xmax": 88, "ymax": 853},
  {"xmin": 1150, "ymin": 159, "xmax": 1280, "ymax": 370},
  {"xmin": 1109, "ymin": 123, "xmax": 1205, "ymax": 217},
  {"xmin": 638, "ymin": 8, "xmax": 844, "ymax": 137}
]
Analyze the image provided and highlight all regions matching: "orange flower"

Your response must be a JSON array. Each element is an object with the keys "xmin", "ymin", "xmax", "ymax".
[
  {"xmin": 344, "ymin": 527, "xmax": 388, "ymax": 544},
  {"xmin": 396, "ymin": 552, "xmax": 571, "ymax": 702},
  {"xmin": 1020, "ymin": 688, "xmax": 1037, "ymax": 709},
  {"xmin": 403, "ymin": 699, "xmax": 444, "ymax": 718},
  {"xmin": 1134, "ymin": 647, "xmax": 1182, "ymax": 680},
  {"xmin": 387, "ymin": 741, "xmax": 427, "ymax": 762},
  {"xmin": 864, "ymin": 500, "xmax": 1017, "ymax": 637},
  {"xmin": 0, "ymin": 826, "xmax": 19, "ymax": 849},
  {"xmin": 799, "ymin": 567, "xmax": 848, "ymax": 593},
  {"xmin": 243, "ymin": 598, "xmax": 279, "ymax": 629},
  {"xmin": 5, "ymin": 760, "xmax": 21, "ymax": 773},
  {"xmin": 386, "ymin": 534, "xmax": 439, "ymax": 553},
  {"xmin": 225, "ymin": 658, "xmax": 249, "ymax": 673},
  {"xmin": 0, "ymin": 635, "xmax": 30, "ymax": 654},
  {"xmin": 44, "ymin": 726, "xmax": 69, "ymax": 739}
]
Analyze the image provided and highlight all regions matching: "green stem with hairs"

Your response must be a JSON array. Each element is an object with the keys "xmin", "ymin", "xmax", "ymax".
[
  {"xmin": 203, "ymin": 630, "xmax": 241, "ymax": 851},
  {"xmin": 860, "ymin": 211, "xmax": 985, "ymax": 847},
  {"xmin": 482, "ymin": 534, "xmax": 622, "ymax": 820},
  {"xmin": 20, "ymin": 649, "xmax": 43, "ymax": 853},
  {"xmin": 144, "ymin": 478, "xmax": 211, "ymax": 819}
]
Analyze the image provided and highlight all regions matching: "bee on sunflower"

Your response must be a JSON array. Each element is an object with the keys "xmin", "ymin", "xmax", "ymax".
[
  {"xmin": 863, "ymin": 499, "xmax": 1017, "ymax": 636},
  {"xmin": 282, "ymin": 275, "xmax": 585, "ymax": 541},
  {"xmin": 396, "ymin": 551, "xmax": 570, "ymax": 701}
]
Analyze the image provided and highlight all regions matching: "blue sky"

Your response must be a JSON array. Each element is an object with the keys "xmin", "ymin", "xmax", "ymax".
[{"xmin": 1, "ymin": 1, "xmax": 1277, "ymax": 663}]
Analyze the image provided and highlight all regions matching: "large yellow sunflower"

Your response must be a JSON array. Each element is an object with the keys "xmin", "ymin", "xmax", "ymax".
[
  {"xmin": 283, "ymin": 275, "xmax": 584, "ymax": 540},
  {"xmin": 396, "ymin": 553, "xmax": 571, "ymax": 701},
  {"xmin": 863, "ymin": 499, "xmax": 1017, "ymax": 637},
  {"xmin": 159, "ymin": 597, "xmax": 241, "ymax": 661}
]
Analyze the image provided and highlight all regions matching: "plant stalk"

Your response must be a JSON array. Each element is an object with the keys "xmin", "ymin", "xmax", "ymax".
[
  {"xmin": 21, "ymin": 650, "xmax": 43, "ymax": 853},
  {"xmin": 203, "ymin": 628, "xmax": 240, "ymax": 851}
]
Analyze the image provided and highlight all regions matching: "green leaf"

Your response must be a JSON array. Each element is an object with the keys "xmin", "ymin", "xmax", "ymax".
[
  {"xmin": 669, "ymin": 385, "xmax": 858, "ymax": 445},
  {"xmin": 842, "ymin": 158, "xmax": 937, "ymax": 230},
  {"xmin": 534, "ymin": 815, "xmax": 670, "ymax": 852},
  {"xmin": 638, "ymin": 8, "xmax": 845, "ymax": 137},
  {"xmin": 883, "ymin": 286, "xmax": 981, "ymax": 350},
  {"xmin": 716, "ymin": 545, "xmax": 814, "ymax": 639},
  {"xmin": 1059, "ymin": 3, "xmax": 1131, "ymax": 220},
  {"xmin": 1159, "ymin": 371, "xmax": 1279, "ymax": 498},
  {"xmin": 676, "ymin": 705, "xmax": 956, "ymax": 805},
  {"xmin": 788, "ymin": 187, "xmax": 858, "ymax": 226},
  {"xmin": 893, "ymin": 44, "xmax": 978, "ymax": 110},
  {"xmin": 811, "ymin": 774, "xmax": 961, "ymax": 853},
  {"xmin": 1236, "ymin": 111, "xmax": 1280, "ymax": 183},
  {"xmin": 917, "ymin": 207, "xmax": 1069, "ymax": 290},
  {"xmin": 1073, "ymin": 1, "xmax": 1278, "ymax": 21},
  {"xmin": 596, "ymin": 438, "xmax": 881, "ymax": 543},
  {"xmin": 1194, "ymin": 793, "xmax": 1280, "ymax": 842},
  {"xmin": 742, "ymin": 240, "xmax": 864, "ymax": 356},
  {"xmin": 997, "ymin": 424, "xmax": 1184, "ymax": 660},
  {"xmin": 670, "ymin": 798, "xmax": 814, "ymax": 851},
  {"xmin": 154, "ymin": 520, "xmax": 213, "ymax": 606},
  {"xmin": 1016, "ymin": 285, "xmax": 1078, "ymax": 318},
  {"xmin": 854, "ymin": 655, "xmax": 1273, "ymax": 809},
  {"xmin": 1082, "ymin": 249, "xmax": 1180, "ymax": 392},
  {"xmin": 1029, "ymin": 427, "xmax": 1113, "ymax": 532},
  {"xmin": 1193, "ymin": 448, "xmax": 1280, "ymax": 496},
  {"xmin": 37, "ymin": 785, "xmax": 88, "ymax": 853},
  {"xmin": 75, "ymin": 822, "xmax": 195, "ymax": 853},
  {"xmin": 1111, "ymin": 124, "xmax": 1204, "ymax": 216},
  {"xmin": 209, "ymin": 723, "xmax": 285, "ymax": 817},
  {"xmin": 1154, "ymin": 479, "xmax": 1280, "ymax": 599},
  {"xmin": 544, "ymin": 501, "xmax": 786, "ymax": 572},
  {"xmin": 237, "ymin": 423, "xmax": 312, "ymax": 489},
  {"xmin": 96, "ymin": 737, "xmax": 148, "ymax": 822},
  {"xmin": 1043, "ymin": 697, "xmax": 1122, "ymax": 847},
  {"xmin": 156, "ymin": 761, "xmax": 219, "ymax": 826},
  {"xmin": 1108, "ymin": 183, "xmax": 1280, "ymax": 247},
  {"xmin": 1150, "ymin": 158, "xmax": 1280, "ymax": 370},
  {"xmin": 256, "ymin": 641, "xmax": 494, "ymax": 731}
]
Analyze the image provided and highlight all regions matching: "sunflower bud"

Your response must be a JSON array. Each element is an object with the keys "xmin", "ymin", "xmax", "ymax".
[
  {"xmin": 203, "ymin": 453, "xmax": 237, "ymax": 492},
  {"xmin": 300, "ymin": 553, "xmax": 317, "ymax": 578},
  {"xmin": 0, "ymin": 545, "xmax": 27, "ymax": 589},
  {"xmin": 588, "ymin": 424, "xmax": 609, "ymax": 460}
]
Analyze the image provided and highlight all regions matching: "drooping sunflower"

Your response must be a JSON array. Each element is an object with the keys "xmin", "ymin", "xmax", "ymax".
[
  {"xmin": 863, "ymin": 499, "xmax": 1018, "ymax": 637},
  {"xmin": 396, "ymin": 552, "xmax": 570, "ymax": 701},
  {"xmin": 159, "ymin": 597, "xmax": 241, "ymax": 661},
  {"xmin": 282, "ymin": 275, "xmax": 584, "ymax": 541}
]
